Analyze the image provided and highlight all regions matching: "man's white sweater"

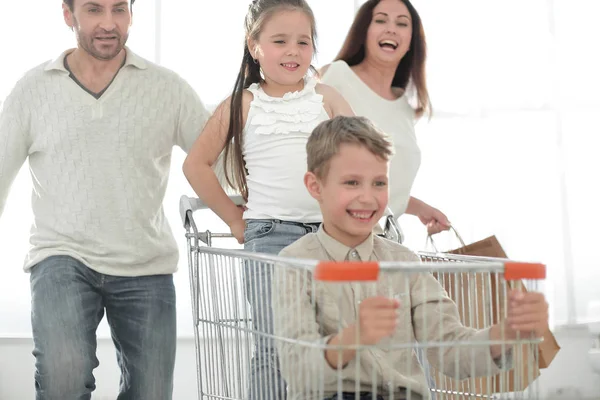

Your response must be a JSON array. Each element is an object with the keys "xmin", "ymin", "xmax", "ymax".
[{"xmin": 0, "ymin": 48, "xmax": 210, "ymax": 276}]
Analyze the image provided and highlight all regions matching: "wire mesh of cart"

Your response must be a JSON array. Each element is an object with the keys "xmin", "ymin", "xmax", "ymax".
[{"xmin": 179, "ymin": 195, "xmax": 545, "ymax": 400}]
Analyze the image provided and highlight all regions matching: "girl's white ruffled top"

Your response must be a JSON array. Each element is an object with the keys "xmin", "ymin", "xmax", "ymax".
[{"xmin": 243, "ymin": 77, "xmax": 330, "ymax": 222}]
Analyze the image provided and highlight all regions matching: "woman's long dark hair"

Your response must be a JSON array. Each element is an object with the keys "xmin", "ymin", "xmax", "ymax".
[
  {"xmin": 222, "ymin": 0, "xmax": 317, "ymax": 201},
  {"xmin": 335, "ymin": 0, "xmax": 431, "ymax": 118}
]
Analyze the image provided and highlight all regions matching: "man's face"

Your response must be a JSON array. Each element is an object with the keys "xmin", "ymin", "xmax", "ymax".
[{"xmin": 63, "ymin": 0, "xmax": 132, "ymax": 61}]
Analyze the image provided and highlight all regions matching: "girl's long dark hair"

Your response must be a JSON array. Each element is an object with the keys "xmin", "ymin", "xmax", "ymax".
[
  {"xmin": 223, "ymin": 0, "xmax": 317, "ymax": 201},
  {"xmin": 335, "ymin": 0, "xmax": 431, "ymax": 118}
]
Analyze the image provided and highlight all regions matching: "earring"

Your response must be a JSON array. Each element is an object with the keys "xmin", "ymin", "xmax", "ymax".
[{"xmin": 253, "ymin": 58, "xmax": 259, "ymax": 65}]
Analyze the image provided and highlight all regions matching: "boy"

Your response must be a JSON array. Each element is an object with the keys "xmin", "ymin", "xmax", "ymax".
[{"xmin": 272, "ymin": 116, "xmax": 549, "ymax": 400}]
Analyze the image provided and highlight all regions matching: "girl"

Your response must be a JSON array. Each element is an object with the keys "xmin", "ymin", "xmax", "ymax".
[{"xmin": 183, "ymin": 1, "xmax": 353, "ymax": 399}]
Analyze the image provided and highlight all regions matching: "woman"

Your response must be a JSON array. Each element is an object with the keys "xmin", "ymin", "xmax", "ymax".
[{"xmin": 320, "ymin": 0, "xmax": 450, "ymax": 237}]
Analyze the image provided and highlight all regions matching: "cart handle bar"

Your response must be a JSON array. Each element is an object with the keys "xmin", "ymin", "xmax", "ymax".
[{"xmin": 314, "ymin": 261, "xmax": 546, "ymax": 282}]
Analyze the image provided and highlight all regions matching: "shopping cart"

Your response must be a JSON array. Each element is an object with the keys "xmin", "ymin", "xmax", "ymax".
[{"xmin": 179, "ymin": 195, "xmax": 545, "ymax": 400}]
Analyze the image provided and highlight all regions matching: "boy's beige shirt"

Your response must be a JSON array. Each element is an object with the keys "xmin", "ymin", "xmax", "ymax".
[{"xmin": 273, "ymin": 227, "xmax": 508, "ymax": 400}]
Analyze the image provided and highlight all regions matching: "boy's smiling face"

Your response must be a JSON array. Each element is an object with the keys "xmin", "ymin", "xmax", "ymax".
[{"xmin": 305, "ymin": 143, "xmax": 389, "ymax": 248}]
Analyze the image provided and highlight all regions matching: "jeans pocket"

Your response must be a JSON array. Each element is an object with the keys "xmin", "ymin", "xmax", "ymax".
[{"xmin": 244, "ymin": 220, "xmax": 276, "ymax": 243}]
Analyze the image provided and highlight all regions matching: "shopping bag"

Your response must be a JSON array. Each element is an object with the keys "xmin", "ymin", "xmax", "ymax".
[
  {"xmin": 447, "ymin": 235, "xmax": 560, "ymax": 369},
  {"xmin": 426, "ymin": 230, "xmax": 560, "ymax": 394}
]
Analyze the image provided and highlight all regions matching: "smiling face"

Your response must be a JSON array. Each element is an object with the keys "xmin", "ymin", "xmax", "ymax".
[
  {"xmin": 248, "ymin": 9, "xmax": 314, "ymax": 92},
  {"xmin": 306, "ymin": 143, "xmax": 389, "ymax": 248},
  {"xmin": 364, "ymin": 0, "xmax": 412, "ymax": 66},
  {"xmin": 63, "ymin": 0, "xmax": 132, "ymax": 61}
]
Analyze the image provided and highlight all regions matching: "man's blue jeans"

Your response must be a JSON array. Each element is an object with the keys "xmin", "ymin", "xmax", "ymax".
[{"xmin": 30, "ymin": 255, "xmax": 176, "ymax": 400}]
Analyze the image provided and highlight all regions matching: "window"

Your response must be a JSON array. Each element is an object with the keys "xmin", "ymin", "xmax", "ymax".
[
  {"xmin": 353, "ymin": 0, "xmax": 600, "ymax": 326},
  {"xmin": 399, "ymin": 0, "xmax": 600, "ymax": 325}
]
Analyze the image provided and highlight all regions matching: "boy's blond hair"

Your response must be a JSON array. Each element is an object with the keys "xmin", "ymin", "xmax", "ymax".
[{"xmin": 307, "ymin": 116, "xmax": 394, "ymax": 179}]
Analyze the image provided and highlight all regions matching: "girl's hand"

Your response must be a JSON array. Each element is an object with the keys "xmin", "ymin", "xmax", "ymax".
[
  {"xmin": 229, "ymin": 218, "xmax": 245, "ymax": 244},
  {"xmin": 228, "ymin": 206, "xmax": 246, "ymax": 244}
]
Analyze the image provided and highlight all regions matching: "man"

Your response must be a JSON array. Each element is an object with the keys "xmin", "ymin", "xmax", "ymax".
[{"xmin": 0, "ymin": 0, "xmax": 210, "ymax": 398}]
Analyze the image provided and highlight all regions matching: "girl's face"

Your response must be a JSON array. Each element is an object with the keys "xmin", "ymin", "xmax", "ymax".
[
  {"xmin": 249, "ymin": 9, "xmax": 314, "ymax": 92},
  {"xmin": 364, "ymin": 0, "xmax": 412, "ymax": 67}
]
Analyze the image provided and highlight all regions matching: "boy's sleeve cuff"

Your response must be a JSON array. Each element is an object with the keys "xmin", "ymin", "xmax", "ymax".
[{"xmin": 320, "ymin": 335, "xmax": 351, "ymax": 384}]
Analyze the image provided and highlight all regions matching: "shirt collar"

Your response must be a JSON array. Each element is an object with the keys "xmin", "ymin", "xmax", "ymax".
[
  {"xmin": 44, "ymin": 46, "xmax": 147, "ymax": 74},
  {"xmin": 316, "ymin": 225, "xmax": 374, "ymax": 262}
]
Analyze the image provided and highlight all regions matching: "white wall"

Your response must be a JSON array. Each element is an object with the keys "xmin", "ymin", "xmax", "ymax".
[{"xmin": 1, "ymin": 327, "xmax": 598, "ymax": 400}]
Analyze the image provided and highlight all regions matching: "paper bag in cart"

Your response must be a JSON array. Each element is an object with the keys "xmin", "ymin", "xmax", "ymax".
[{"xmin": 430, "ymin": 234, "xmax": 560, "ymax": 394}]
